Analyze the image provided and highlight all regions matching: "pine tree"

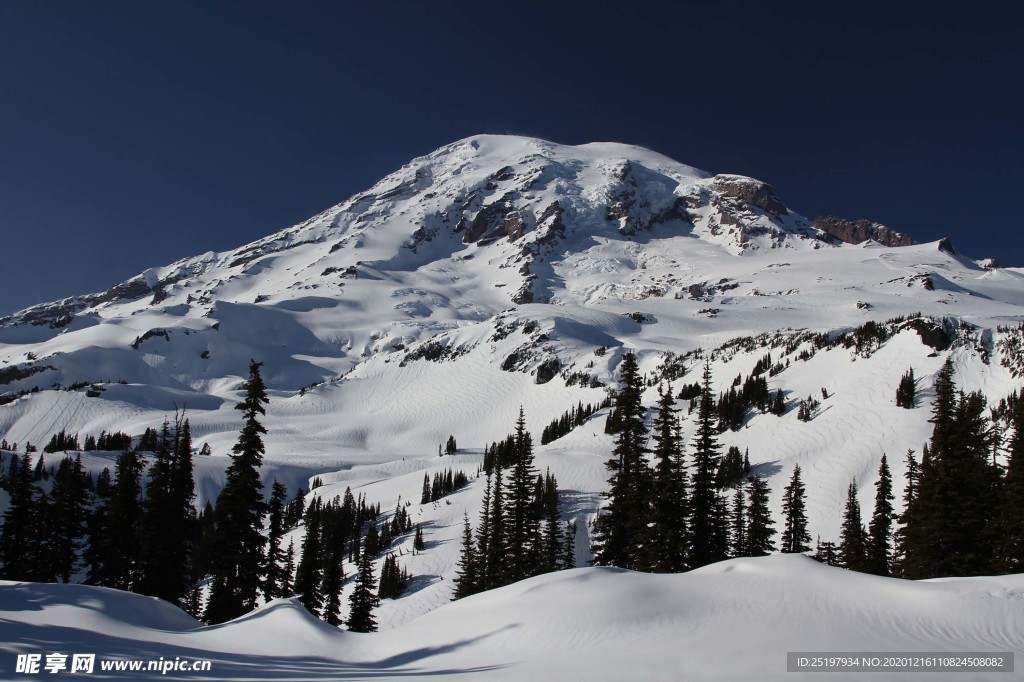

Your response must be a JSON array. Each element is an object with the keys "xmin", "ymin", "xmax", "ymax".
[
  {"xmin": 264, "ymin": 479, "xmax": 290, "ymax": 599},
  {"xmin": 346, "ymin": 545, "xmax": 379, "ymax": 633},
  {"xmin": 646, "ymin": 383, "xmax": 689, "ymax": 572},
  {"xmin": 893, "ymin": 449, "xmax": 919, "ymax": 575},
  {"xmin": 689, "ymin": 361, "xmax": 728, "ymax": 567},
  {"xmin": 46, "ymin": 454, "xmax": 88, "ymax": 582},
  {"xmin": 452, "ymin": 513, "xmax": 478, "ymax": 600},
  {"xmin": 505, "ymin": 407, "xmax": 539, "ymax": 581},
  {"xmin": 814, "ymin": 537, "xmax": 839, "ymax": 565},
  {"xmin": 1002, "ymin": 396, "xmax": 1024, "ymax": 571},
  {"xmin": 205, "ymin": 360, "xmax": 271, "ymax": 624},
  {"xmin": 838, "ymin": 481, "xmax": 868, "ymax": 571},
  {"xmin": 538, "ymin": 470, "xmax": 566, "ymax": 574},
  {"xmin": 895, "ymin": 368, "xmax": 917, "ymax": 408},
  {"xmin": 562, "ymin": 520, "xmax": 577, "ymax": 569},
  {"xmin": 780, "ymin": 465, "xmax": 811, "ymax": 554},
  {"xmin": 0, "ymin": 454, "xmax": 35, "ymax": 579},
  {"xmin": 413, "ymin": 524, "xmax": 426, "ymax": 552},
  {"xmin": 421, "ymin": 473, "xmax": 431, "ymax": 504},
  {"xmin": 745, "ymin": 476, "xmax": 776, "ymax": 556},
  {"xmin": 92, "ymin": 448, "xmax": 145, "ymax": 589},
  {"xmin": 865, "ymin": 455, "xmax": 894, "ymax": 575},
  {"xmin": 321, "ymin": 553, "xmax": 345, "ymax": 626},
  {"xmin": 294, "ymin": 499, "xmax": 323, "ymax": 617},
  {"xmin": 484, "ymin": 461, "xmax": 507, "ymax": 586},
  {"xmin": 592, "ymin": 352, "xmax": 651, "ymax": 569},
  {"xmin": 730, "ymin": 485, "xmax": 747, "ymax": 558},
  {"xmin": 137, "ymin": 416, "xmax": 195, "ymax": 605},
  {"xmin": 902, "ymin": 358, "xmax": 1001, "ymax": 577}
]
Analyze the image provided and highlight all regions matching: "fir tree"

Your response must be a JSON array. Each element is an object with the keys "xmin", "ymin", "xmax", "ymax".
[
  {"xmin": 562, "ymin": 520, "xmax": 577, "ymax": 569},
  {"xmin": 780, "ymin": 465, "xmax": 811, "ymax": 554},
  {"xmin": 421, "ymin": 473, "xmax": 431, "ymax": 504},
  {"xmin": 321, "ymin": 553, "xmax": 346, "ymax": 626},
  {"xmin": 902, "ymin": 359, "xmax": 1001, "ymax": 577},
  {"xmin": 264, "ymin": 479, "xmax": 290, "ymax": 599},
  {"xmin": 294, "ymin": 499, "xmax": 323, "ymax": 617},
  {"xmin": 895, "ymin": 368, "xmax": 917, "ymax": 408},
  {"xmin": 452, "ymin": 513, "xmax": 478, "ymax": 600},
  {"xmin": 205, "ymin": 360, "xmax": 271, "ymax": 624},
  {"xmin": 688, "ymin": 361, "xmax": 728, "ymax": 567},
  {"xmin": 46, "ymin": 454, "xmax": 88, "ymax": 582},
  {"xmin": 346, "ymin": 545, "xmax": 379, "ymax": 633},
  {"xmin": 838, "ymin": 481, "xmax": 868, "ymax": 571},
  {"xmin": 730, "ymin": 485, "xmax": 747, "ymax": 558},
  {"xmin": 1002, "ymin": 396, "xmax": 1024, "ymax": 571},
  {"xmin": 413, "ymin": 524, "xmax": 426, "ymax": 552},
  {"xmin": 865, "ymin": 454, "xmax": 894, "ymax": 576},
  {"xmin": 137, "ymin": 416, "xmax": 195, "ymax": 605},
  {"xmin": 505, "ymin": 407, "xmax": 538, "ymax": 582},
  {"xmin": 92, "ymin": 448, "xmax": 145, "ymax": 589},
  {"xmin": 646, "ymin": 383, "xmax": 689, "ymax": 572},
  {"xmin": 745, "ymin": 476, "xmax": 776, "ymax": 556},
  {"xmin": 538, "ymin": 470, "xmax": 566, "ymax": 574},
  {"xmin": 0, "ymin": 454, "xmax": 35, "ymax": 580}
]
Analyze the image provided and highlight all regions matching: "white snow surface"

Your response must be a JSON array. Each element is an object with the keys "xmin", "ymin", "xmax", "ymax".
[
  {"xmin": 2, "ymin": 555, "xmax": 1022, "ymax": 680},
  {"xmin": 1, "ymin": 135, "xmax": 1023, "ymax": 676}
]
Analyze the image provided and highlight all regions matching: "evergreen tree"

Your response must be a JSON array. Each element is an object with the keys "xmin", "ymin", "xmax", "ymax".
[
  {"xmin": 780, "ymin": 465, "xmax": 811, "ymax": 554},
  {"xmin": 838, "ymin": 481, "xmax": 869, "ymax": 571},
  {"xmin": 452, "ymin": 513, "xmax": 479, "ymax": 600},
  {"xmin": 646, "ymin": 383, "xmax": 689, "ymax": 572},
  {"xmin": 0, "ymin": 454, "xmax": 35, "ymax": 579},
  {"xmin": 484, "ymin": 461, "xmax": 507, "ymax": 586},
  {"xmin": 814, "ymin": 537, "xmax": 839, "ymax": 565},
  {"xmin": 893, "ymin": 449, "xmax": 919, "ymax": 575},
  {"xmin": 264, "ymin": 479, "xmax": 290, "ymax": 599},
  {"xmin": 730, "ymin": 485, "xmax": 747, "ymax": 558},
  {"xmin": 346, "ymin": 545, "xmax": 379, "ymax": 633},
  {"xmin": 421, "ymin": 473, "xmax": 431, "ymax": 504},
  {"xmin": 46, "ymin": 454, "xmax": 88, "ymax": 582},
  {"xmin": 413, "ymin": 524, "xmax": 426, "ymax": 552},
  {"xmin": 902, "ymin": 358, "xmax": 1001, "ymax": 577},
  {"xmin": 1002, "ymin": 396, "xmax": 1024, "ymax": 571},
  {"xmin": 538, "ymin": 470, "xmax": 566, "ymax": 574},
  {"xmin": 688, "ymin": 361, "xmax": 728, "ymax": 567},
  {"xmin": 91, "ymin": 448, "xmax": 145, "ymax": 589},
  {"xmin": 770, "ymin": 389, "xmax": 786, "ymax": 416},
  {"xmin": 745, "ymin": 476, "xmax": 776, "ymax": 556},
  {"xmin": 294, "ymin": 499, "xmax": 323, "ymax": 617},
  {"xmin": 865, "ymin": 454, "xmax": 894, "ymax": 575},
  {"xmin": 562, "ymin": 520, "xmax": 577, "ymax": 569},
  {"xmin": 321, "ymin": 553, "xmax": 346, "ymax": 626},
  {"xmin": 137, "ymin": 416, "xmax": 195, "ymax": 605},
  {"xmin": 505, "ymin": 407, "xmax": 539, "ymax": 582},
  {"xmin": 895, "ymin": 368, "xmax": 917, "ymax": 408},
  {"xmin": 205, "ymin": 360, "xmax": 271, "ymax": 624},
  {"xmin": 475, "ymin": 471, "xmax": 492, "ymax": 584},
  {"xmin": 592, "ymin": 352, "xmax": 651, "ymax": 569}
]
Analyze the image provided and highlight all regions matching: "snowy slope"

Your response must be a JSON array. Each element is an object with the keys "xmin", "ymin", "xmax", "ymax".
[
  {"xmin": 1, "ymin": 134, "xmax": 1023, "ymax": 635},
  {"xmin": 2, "ymin": 555, "xmax": 1021, "ymax": 681}
]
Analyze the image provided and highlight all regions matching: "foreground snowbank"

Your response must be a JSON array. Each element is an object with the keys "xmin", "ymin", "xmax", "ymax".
[{"xmin": 1, "ymin": 555, "xmax": 1021, "ymax": 680}]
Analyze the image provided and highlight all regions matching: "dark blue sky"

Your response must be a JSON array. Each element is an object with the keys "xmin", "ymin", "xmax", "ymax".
[{"xmin": 1, "ymin": 1, "xmax": 1021, "ymax": 316}]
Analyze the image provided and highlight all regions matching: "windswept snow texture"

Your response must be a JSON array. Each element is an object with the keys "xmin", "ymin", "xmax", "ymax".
[
  {"xmin": 1, "ymin": 135, "xmax": 1024, "ymax": 656},
  {"xmin": 2, "ymin": 556, "xmax": 1022, "ymax": 681}
]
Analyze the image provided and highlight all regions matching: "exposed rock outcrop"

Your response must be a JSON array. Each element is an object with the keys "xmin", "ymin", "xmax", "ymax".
[{"xmin": 813, "ymin": 216, "xmax": 913, "ymax": 247}]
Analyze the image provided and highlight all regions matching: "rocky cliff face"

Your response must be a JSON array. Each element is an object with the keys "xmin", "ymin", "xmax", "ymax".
[{"xmin": 813, "ymin": 215, "xmax": 913, "ymax": 247}]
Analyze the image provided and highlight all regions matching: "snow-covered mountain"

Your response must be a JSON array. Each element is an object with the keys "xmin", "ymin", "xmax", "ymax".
[{"xmin": 2, "ymin": 134, "xmax": 1024, "ymax": 641}]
